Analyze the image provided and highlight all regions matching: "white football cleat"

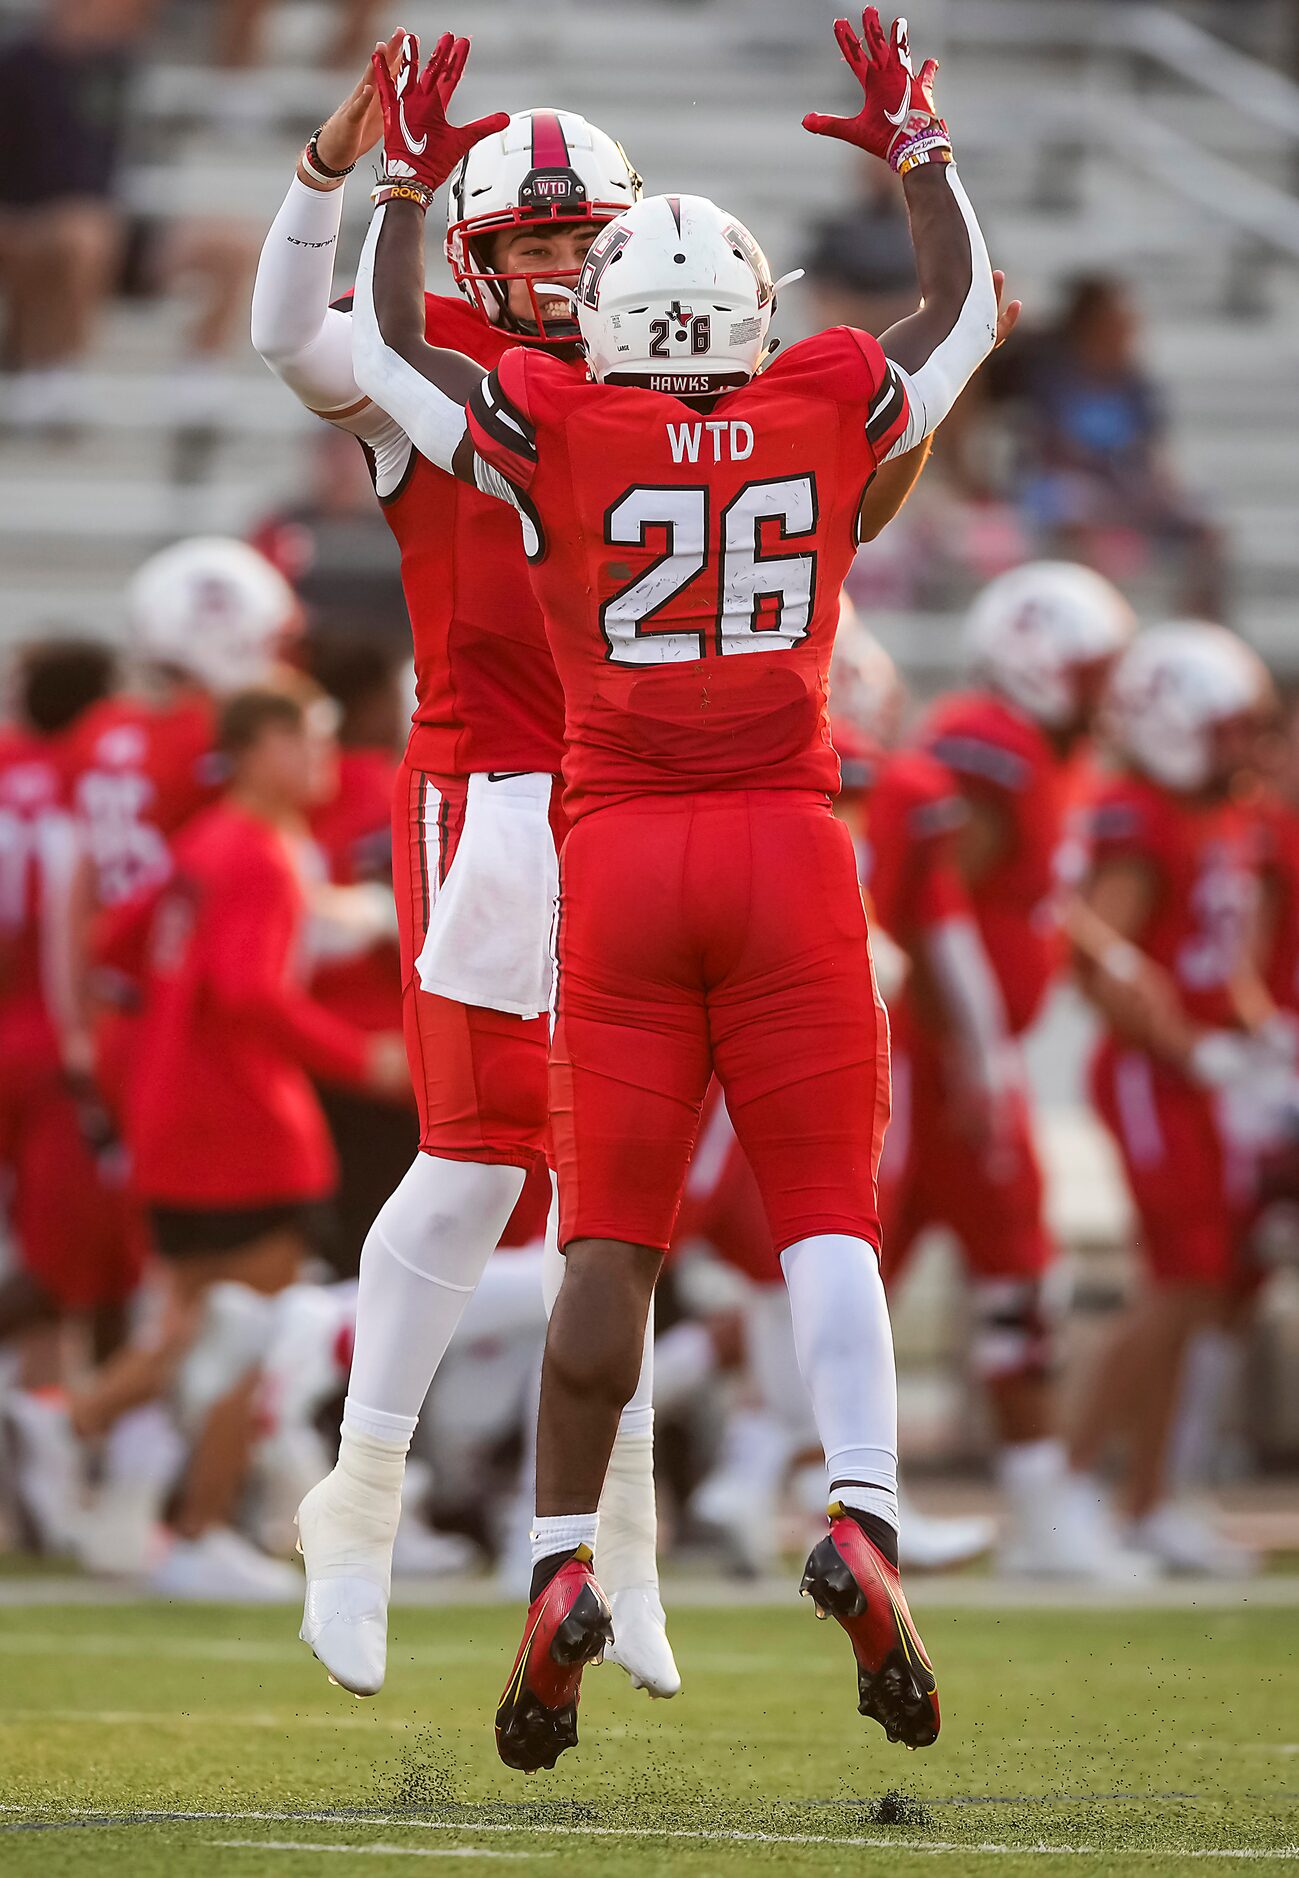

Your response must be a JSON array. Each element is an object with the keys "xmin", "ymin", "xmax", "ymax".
[
  {"xmin": 605, "ymin": 1585, "xmax": 682, "ymax": 1698},
  {"xmin": 998, "ymin": 1473, "xmax": 1157, "ymax": 1584},
  {"xmin": 296, "ymin": 1466, "xmax": 401, "ymax": 1697},
  {"xmin": 1129, "ymin": 1501, "xmax": 1259, "ymax": 1580},
  {"xmin": 150, "ymin": 1525, "xmax": 301, "ymax": 1602},
  {"xmin": 897, "ymin": 1489, "xmax": 995, "ymax": 1572},
  {"xmin": 0, "ymin": 1390, "xmax": 85, "ymax": 1555}
]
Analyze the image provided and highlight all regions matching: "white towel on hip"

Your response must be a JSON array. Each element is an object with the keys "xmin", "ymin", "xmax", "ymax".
[{"xmin": 415, "ymin": 770, "xmax": 558, "ymax": 1018}]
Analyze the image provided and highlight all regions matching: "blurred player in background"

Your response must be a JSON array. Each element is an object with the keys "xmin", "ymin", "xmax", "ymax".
[
  {"xmin": 354, "ymin": 7, "xmax": 1001, "ymax": 1764},
  {"xmin": 0, "ymin": 640, "xmax": 142, "ymax": 1550},
  {"xmin": 879, "ymin": 561, "xmax": 1138, "ymax": 1578},
  {"xmin": 252, "ymin": 29, "xmax": 676, "ymax": 1701},
  {"xmin": 1069, "ymin": 622, "xmax": 1278, "ymax": 1575},
  {"xmin": 90, "ymin": 680, "xmax": 407, "ymax": 1598}
]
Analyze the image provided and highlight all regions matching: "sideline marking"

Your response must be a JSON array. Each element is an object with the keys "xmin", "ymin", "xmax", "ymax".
[{"xmin": 0, "ymin": 1809, "xmax": 1294, "ymax": 1860}]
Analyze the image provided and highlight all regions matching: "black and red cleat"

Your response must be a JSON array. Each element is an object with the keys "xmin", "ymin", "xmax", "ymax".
[
  {"xmin": 800, "ymin": 1504, "xmax": 941, "ymax": 1749},
  {"xmin": 495, "ymin": 1547, "xmax": 613, "ymax": 1774}
]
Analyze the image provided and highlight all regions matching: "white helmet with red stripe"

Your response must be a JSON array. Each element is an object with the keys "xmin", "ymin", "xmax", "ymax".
[
  {"xmin": 830, "ymin": 596, "xmax": 904, "ymax": 748},
  {"xmin": 127, "ymin": 537, "xmax": 301, "ymax": 695},
  {"xmin": 1105, "ymin": 620, "xmax": 1273, "ymax": 793},
  {"xmin": 574, "ymin": 193, "xmax": 801, "ymax": 395},
  {"xmin": 966, "ymin": 560, "xmax": 1135, "ymax": 730},
  {"xmin": 445, "ymin": 109, "xmax": 642, "ymax": 340}
]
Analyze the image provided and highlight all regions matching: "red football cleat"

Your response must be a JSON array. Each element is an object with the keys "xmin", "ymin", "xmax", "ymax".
[
  {"xmin": 800, "ymin": 1505, "xmax": 941, "ymax": 1749},
  {"xmin": 495, "ymin": 1548, "xmax": 614, "ymax": 1773}
]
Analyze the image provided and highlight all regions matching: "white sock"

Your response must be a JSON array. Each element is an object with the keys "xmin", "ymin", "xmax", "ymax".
[
  {"xmin": 780, "ymin": 1234, "xmax": 899, "ymax": 1532},
  {"xmin": 597, "ymin": 1298, "xmax": 656, "ymax": 1593},
  {"xmin": 530, "ymin": 1511, "xmax": 599, "ymax": 1571},
  {"xmin": 1169, "ymin": 1327, "xmax": 1237, "ymax": 1494},
  {"xmin": 343, "ymin": 1152, "xmax": 525, "ymax": 1426}
]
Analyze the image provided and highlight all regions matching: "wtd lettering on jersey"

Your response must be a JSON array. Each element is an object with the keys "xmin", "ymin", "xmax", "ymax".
[{"xmin": 666, "ymin": 420, "xmax": 755, "ymax": 465}]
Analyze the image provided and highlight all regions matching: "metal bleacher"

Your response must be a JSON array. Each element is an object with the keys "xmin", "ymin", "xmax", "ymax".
[{"xmin": 2, "ymin": 0, "xmax": 1297, "ymax": 667}]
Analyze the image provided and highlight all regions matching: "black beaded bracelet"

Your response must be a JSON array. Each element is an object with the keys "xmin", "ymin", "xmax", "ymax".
[{"xmin": 304, "ymin": 130, "xmax": 355, "ymax": 181}]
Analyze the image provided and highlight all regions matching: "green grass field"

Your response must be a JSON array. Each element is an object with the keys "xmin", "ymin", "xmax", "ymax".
[{"xmin": 1, "ymin": 1598, "xmax": 1296, "ymax": 1875}]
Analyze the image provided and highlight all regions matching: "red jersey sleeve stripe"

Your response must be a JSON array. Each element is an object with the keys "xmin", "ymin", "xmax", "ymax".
[
  {"xmin": 865, "ymin": 365, "xmax": 908, "ymax": 450},
  {"xmin": 466, "ymin": 369, "xmax": 538, "ymax": 489}
]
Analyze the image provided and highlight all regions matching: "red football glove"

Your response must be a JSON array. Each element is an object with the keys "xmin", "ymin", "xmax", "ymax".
[
  {"xmin": 803, "ymin": 9, "xmax": 950, "ymax": 173},
  {"xmin": 372, "ymin": 30, "xmax": 509, "ymax": 192}
]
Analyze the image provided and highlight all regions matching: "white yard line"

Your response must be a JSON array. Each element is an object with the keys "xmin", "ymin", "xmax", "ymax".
[
  {"xmin": 3, "ymin": 1809, "xmax": 1296, "ymax": 1862},
  {"xmin": 211, "ymin": 1846, "xmax": 547, "ymax": 1862},
  {"xmin": 0, "ymin": 1708, "xmax": 420, "ymax": 1732},
  {"xmin": 0, "ymin": 1633, "xmax": 486, "ymax": 1665}
]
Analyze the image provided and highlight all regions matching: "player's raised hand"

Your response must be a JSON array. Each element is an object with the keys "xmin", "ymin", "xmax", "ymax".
[
  {"xmin": 372, "ymin": 30, "xmax": 509, "ymax": 193},
  {"xmin": 992, "ymin": 270, "xmax": 1022, "ymax": 349},
  {"xmin": 309, "ymin": 29, "xmax": 406, "ymax": 180},
  {"xmin": 803, "ymin": 10, "xmax": 948, "ymax": 172}
]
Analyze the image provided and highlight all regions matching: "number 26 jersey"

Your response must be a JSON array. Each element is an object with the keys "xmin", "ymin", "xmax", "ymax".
[{"xmin": 465, "ymin": 325, "xmax": 911, "ymax": 820}]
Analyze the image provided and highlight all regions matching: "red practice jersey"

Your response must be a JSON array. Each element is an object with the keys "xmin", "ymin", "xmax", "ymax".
[
  {"xmin": 919, "ymin": 691, "xmax": 1069, "ymax": 1034},
  {"xmin": 0, "ymin": 727, "xmax": 66, "ymax": 1065},
  {"xmin": 62, "ymin": 691, "xmax": 220, "ymax": 907},
  {"xmin": 863, "ymin": 747, "xmax": 969, "ymax": 949},
  {"xmin": 117, "ymin": 802, "xmax": 372, "ymax": 1207},
  {"xmin": 309, "ymin": 745, "xmax": 402, "ymax": 1037},
  {"xmin": 342, "ymin": 291, "xmax": 568, "ymax": 777},
  {"xmin": 465, "ymin": 326, "xmax": 911, "ymax": 818},
  {"xmin": 1081, "ymin": 772, "xmax": 1258, "ymax": 1028}
]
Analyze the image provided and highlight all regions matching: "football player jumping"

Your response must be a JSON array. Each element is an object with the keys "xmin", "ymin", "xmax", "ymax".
[
  {"xmin": 353, "ymin": 10, "xmax": 1002, "ymax": 1766},
  {"xmin": 251, "ymin": 35, "xmax": 679, "ymax": 1699}
]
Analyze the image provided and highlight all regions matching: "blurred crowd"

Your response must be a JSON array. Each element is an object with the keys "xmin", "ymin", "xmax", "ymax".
[{"xmin": 2, "ymin": 535, "xmax": 1297, "ymax": 1598}]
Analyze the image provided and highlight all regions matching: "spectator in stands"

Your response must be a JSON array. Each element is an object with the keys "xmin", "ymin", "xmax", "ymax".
[
  {"xmin": 989, "ymin": 273, "xmax": 1225, "ymax": 615},
  {"xmin": 802, "ymin": 159, "xmax": 917, "ymax": 336},
  {"xmin": 213, "ymin": 0, "xmax": 384, "ymax": 70},
  {"xmin": 0, "ymin": 0, "xmax": 258, "ymax": 442},
  {"xmin": 252, "ymin": 428, "xmax": 409, "ymax": 645}
]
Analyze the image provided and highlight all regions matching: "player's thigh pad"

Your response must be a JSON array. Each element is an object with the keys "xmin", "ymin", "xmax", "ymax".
[
  {"xmin": 551, "ymin": 805, "xmax": 713, "ymax": 1251},
  {"xmin": 393, "ymin": 765, "xmax": 548, "ymax": 1167},
  {"xmin": 706, "ymin": 797, "xmax": 890, "ymax": 1254}
]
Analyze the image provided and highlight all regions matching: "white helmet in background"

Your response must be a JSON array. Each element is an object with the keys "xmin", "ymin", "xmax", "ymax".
[
  {"xmin": 575, "ymin": 193, "xmax": 801, "ymax": 395},
  {"xmin": 831, "ymin": 596, "xmax": 904, "ymax": 747},
  {"xmin": 128, "ymin": 537, "xmax": 300, "ymax": 695},
  {"xmin": 1105, "ymin": 620, "xmax": 1272, "ymax": 794},
  {"xmin": 966, "ymin": 561, "xmax": 1135, "ymax": 729},
  {"xmin": 446, "ymin": 109, "xmax": 642, "ymax": 339}
]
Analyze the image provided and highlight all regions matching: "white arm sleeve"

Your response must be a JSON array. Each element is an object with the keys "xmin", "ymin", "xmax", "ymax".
[
  {"xmin": 881, "ymin": 166, "xmax": 997, "ymax": 460},
  {"xmin": 251, "ymin": 177, "xmax": 361, "ymax": 417},
  {"xmin": 351, "ymin": 204, "xmax": 473, "ymax": 478}
]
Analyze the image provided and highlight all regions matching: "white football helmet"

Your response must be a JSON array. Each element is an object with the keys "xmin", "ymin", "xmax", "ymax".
[
  {"xmin": 1105, "ymin": 620, "xmax": 1273, "ymax": 794},
  {"xmin": 574, "ymin": 193, "xmax": 801, "ymax": 395},
  {"xmin": 830, "ymin": 596, "xmax": 904, "ymax": 748},
  {"xmin": 965, "ymin": 561, "xmax": 1136, "ymax": 729},
  {"xmin": 128, "ymin": 537, "xmax": 300, "ymax": 696},
  {"xmin": 446, "ymin": 109, "xmax": 642, "ymax": 340}
]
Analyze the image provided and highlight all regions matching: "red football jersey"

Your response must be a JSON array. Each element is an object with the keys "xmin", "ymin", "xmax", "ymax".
[
  {"xmin": 1081, "ymin": 772, "xmax": 1258, "ymax": 1028},
  {"xmin": 309, "ymin": 745, "xmax": 402, "ymax": 1037},
  {"xmin": 62, "ymin": 690, "xmax": 220, "ymax": 907},
  {"xmin": 0, "ymin": 727, "xmax": 66, "ymax": 1064},
  {"xmin": 919, "ymin": 690, "xmax": 1069, "ymax": 1034},
  {"xmin": 466, "ymin": 327, "xmax": 910, "ymax": 818},
  {"xmin": 121, "ymin": 801, "xmax": 371, "ymax": 1207},
  {"xmin": 863, "ymin": 747, "xmax": 969, "ymax": 946},
  {"xmin": 343, "ymin": 291, "xmax": 568, "ymax": 777}
]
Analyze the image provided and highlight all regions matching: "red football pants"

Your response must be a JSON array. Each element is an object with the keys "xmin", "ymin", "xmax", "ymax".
[
  {"xmin": 879, "ymin": 1002, "xmax": 1051, "ymax": 1283},
  {"xmin": 551, "ymin": 791, "xmax": 890, "ymax": 1256},
  {"xmin": 391, "ymin": 765, "xmax": 555, "ymax": 1171}
]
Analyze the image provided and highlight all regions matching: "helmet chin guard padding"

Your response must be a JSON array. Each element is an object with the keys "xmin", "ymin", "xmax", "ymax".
[
  {"xmin": 573, "ymin": 192, "xmax": 803, "ymax": 396},
  {"xmin": 445, "ymin": 109, "xmax": 642, "ymax": 342}
]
